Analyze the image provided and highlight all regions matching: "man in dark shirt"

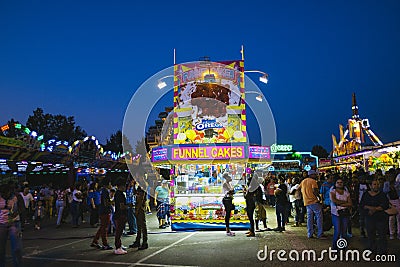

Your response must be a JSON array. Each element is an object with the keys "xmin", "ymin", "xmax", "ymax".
[
  {"xmin": 91, "ymin": 181, "xmax": 112, "ymax": 250},
  {"xmin": 113, "ymin": 179, "xmax": 128, "ymax": 255}
]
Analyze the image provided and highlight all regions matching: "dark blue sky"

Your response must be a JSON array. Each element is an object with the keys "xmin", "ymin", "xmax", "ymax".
[{"xmin": 1, "ymin": 0, "xmax": 399, "ymax": 152}]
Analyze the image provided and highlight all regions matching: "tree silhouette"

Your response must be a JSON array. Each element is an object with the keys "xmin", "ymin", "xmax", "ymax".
[
  {"xmin": 311, "ymin": 145, "xmax": 329, "ymax": 159},
  {"xmin": 26, "ymin": 108, "xmax": 86, "ymax": 143}
]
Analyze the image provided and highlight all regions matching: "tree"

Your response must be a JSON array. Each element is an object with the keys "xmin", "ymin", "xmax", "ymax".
[
  {"xmin": 103, "ymin": 130, "xmax": 134, "ymax": 154},
  {"xmin": 311, "ymin": 145, "xmax": 329, "ymax": 159},
  {"xmin": 104, "ymin": 130, "xmax": 123, "ymax": 153},
  {"xmin": 26, "ymin": 108, "xmax": 87, "ymax": 143},
  {"xmin": 135, "ymin": 137, "xmax": 148, "ymax": 163},
  {"xmin": 3, "ymin": 119, "xmax": 21, "ymax": 138}
]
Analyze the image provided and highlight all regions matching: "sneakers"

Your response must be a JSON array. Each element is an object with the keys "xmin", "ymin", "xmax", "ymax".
[
  {"xmin": 389, "ymin": 235, "xmax": 394, "ymax": 240},
  {"xmin": 317, "ymin": 234, "xmax": 328, "ymax": 240},
  {"xmin": 129, "ymin": 242, "xmax": 140, "ymax": 248},
  {"xmin": 90, "ymin": 242, "xmax": 103, "ymax": 249},
  {"xmin": 138, "ymin": 243, "xmax": 148, "ymax": 250},
  {"xmin": 102, "ymin": 245, "xmax": 113, "ymax": 250},
  {"xmin": 114, "ymin": 248, "xmax": 127, "ymax": 255},
  {"xmin": 159, "ymin": 225, "xmax": 166, "ymax": 229},
  {"xmin": 226, "ymin": 231, "xmax": 235, "ymax": 236}
]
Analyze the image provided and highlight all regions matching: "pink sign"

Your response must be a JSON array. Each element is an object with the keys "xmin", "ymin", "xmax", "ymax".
[{"xmin": 172, "ymin": 146, "xmax": 245, "ymax": 160}]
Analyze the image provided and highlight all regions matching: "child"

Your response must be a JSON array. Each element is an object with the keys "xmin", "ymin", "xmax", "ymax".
[{"xmin": 34, "ymin": 200, "xmax": 44, "ymax": 230}]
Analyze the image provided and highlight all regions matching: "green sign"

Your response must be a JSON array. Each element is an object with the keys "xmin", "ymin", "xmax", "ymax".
[{"xmin": 271, "ymin": 143, "xmax": 293, "ymax": 153}]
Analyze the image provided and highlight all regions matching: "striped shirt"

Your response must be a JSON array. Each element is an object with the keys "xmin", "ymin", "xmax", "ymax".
[{"xmin": 0, "ymin": 195, "xmax": 19, "ymax": 224}]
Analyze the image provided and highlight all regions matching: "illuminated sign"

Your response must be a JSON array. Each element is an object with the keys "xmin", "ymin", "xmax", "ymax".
[
  {"xmin": 152, "ymin": 148, "xmax": 168, "ymax": 162},
  {"xmin": 173, "ymin": 61, "xmax": 246, "ymax": 144},
  {"xmin": 172, "ymin": 146, "xmax": 245, "ymax": 160},
  {"xmin": 249, "ymin": 146, "xmax": 270, "ymax": 159},
  {"xmin": 195, "ymin": 119, "xmax": 223, "ymax": 131},
  {"xmin": 270, "ymin": 143, "xmax": 293, "ymax": 153}
]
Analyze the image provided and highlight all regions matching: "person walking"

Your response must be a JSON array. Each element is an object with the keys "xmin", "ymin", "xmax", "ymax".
[
  {"xmin": 19, "ymin": 187, "xmax": 33, "ymax": 227},
  {"xmin": 54, "ymin": 186, "xmax": 66, "ymax": 228},
  {"xmin": 70, "ymin": 185, "xmax": 83, "ymax": 228},
  {"xmin": 244, "ymin": 172, "xmax": 259, "ymax": 237},
  {"xmin": 290, "ymin": 177, "xmax": 305, "ymax": 227},
  {"xmin": 299, "ymin": 170, "xmax": 327, "ymax": 239},
  {"xmin": 274, "ymin": 177, "xmax": 290, "ymax": 232},
  {"xmin": 154, "ymin": 180, "xmax": 169, "ymax": 229},
  {"xmin": 360, "ymin": 178, "xmax": 390, "ymax": 254},
  {"xmin": 330, "ymin": 178, "xmax": 352, "ymax": 250},
  {"xmin": 113, "ymin": 179, "xmax": 128, "ymax": 255},
  {"xmin": 91, "ymin": 180, "xmax": 113, "ymax": 250},
  {"xmin": 129, "ymin": 186, "xmax": 148, "ymax": 250},
  {"xmin": 87, "ymin": 182, "xmax": 100, "ymax": 228},
  {"xmin": 222, "ymin": 172, "xmax": 235, "ymax": 236},
  {"xmin": 125, "ymin": 177, "xmax": 137, "ymax": 235}
]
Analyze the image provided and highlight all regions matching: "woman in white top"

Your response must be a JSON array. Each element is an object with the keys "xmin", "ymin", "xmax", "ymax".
[
  {"xmin": 330, "ymin": 178, "xmax": 352, "ymax": 250},
  {"xmin": 222, "ymin": 173, "xmax": 235, "ymax": 236}
]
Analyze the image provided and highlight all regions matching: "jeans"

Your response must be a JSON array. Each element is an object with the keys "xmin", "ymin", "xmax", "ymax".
[
  {"xmin": 56, "ymin": 200, "xmax": 64, "ymax": 226},
  {"xmin": 223, "ymin": 199, "xmax": 233, "ymax": 230},
  {"xmin": 0, "ymin": 222, "xmax": 22, "ymax": 267},
  {"xmin": 294, "ymin": 199, "xmax": 305, "ymax": 223},
  {"xmin": 306, "ymin": 203, "xmax": 323, "ymax": 238},
  {"xmin": 276, "ymin": 203, "xmax": 287, "ymax": 229},
  {"xmin": 127, "ymin": 206, "xmax": 137, "ymax": 233},
  {"xmin": 70, "ymin": 201, "xmax": 80, "ymax": 226},
  {"xmin": 332, "ymin": 214, "xmax": 349, "ymax": 249}
]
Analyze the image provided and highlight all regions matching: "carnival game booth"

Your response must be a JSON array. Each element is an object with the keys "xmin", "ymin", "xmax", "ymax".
[
  {"xmin": 146, "ymin": 59, "xmax": 273, "ymax": 230},
  {"xmin": 151, "ymin": 143, "xmax": 271, "ymax": 231},
  {"xmin": 331, "ymin": 141, "xmax": 400, "ymax": 173}
]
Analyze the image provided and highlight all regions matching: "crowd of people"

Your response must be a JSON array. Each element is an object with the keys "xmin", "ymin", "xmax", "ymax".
[
  {"xmin": 225, "ymin": 167, "xmax": 400, "ymax": 255},
  {"xmin": 1, "ymin": 167, "xmax": 400, "ymax": 266},
  {"xmin": 0, "ymin": 173, "xmax": 165, "ymax": 265}
]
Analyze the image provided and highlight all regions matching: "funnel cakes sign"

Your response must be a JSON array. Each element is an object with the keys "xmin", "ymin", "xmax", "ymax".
[{"xmin": 173, "ymin": 61, "xmax": 246, "ymax": 144}]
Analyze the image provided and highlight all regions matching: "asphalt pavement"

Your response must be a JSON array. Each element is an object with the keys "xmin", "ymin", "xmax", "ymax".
[{"xmin": 4, "ymin": 207, "xmax": 400, "ymax": 267}]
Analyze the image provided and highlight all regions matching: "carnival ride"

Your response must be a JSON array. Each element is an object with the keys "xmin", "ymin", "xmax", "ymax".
[{"xmin": 332, "ymin": 93, "xmax": 383, "ymax": 157}]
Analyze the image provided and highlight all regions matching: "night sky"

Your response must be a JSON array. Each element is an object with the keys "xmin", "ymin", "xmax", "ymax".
[{"xmin": 1, "ymin": 0, "xmax": 399, "ymax": 152}]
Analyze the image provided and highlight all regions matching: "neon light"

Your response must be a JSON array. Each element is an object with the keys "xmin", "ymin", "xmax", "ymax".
[
  {"xmin": 15, "ymin": 124, "xmax": 21, "ymax": 129},
  {"xmin": 249, "ymin": 146, "xmax": 270, "ymax": 159},
  {"xmin": 37, "ymin": 135, "xmax": 44, "ymax": 141},
  {"xmin": 1, "ymin": 125, "xmax": 9, "ymax": 131},
  {"xmin": 24, "ymin": 128, "xmax": 30, "ymax": 134},
  {"xmin": 270, "ymin": 143, "xmax": 293, "ymax": 153}
]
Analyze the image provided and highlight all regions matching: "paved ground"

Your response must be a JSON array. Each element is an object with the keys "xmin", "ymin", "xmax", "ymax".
[{"xmin": 4, "ymin": 207, "xmax": 400, "ymax": 267}]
